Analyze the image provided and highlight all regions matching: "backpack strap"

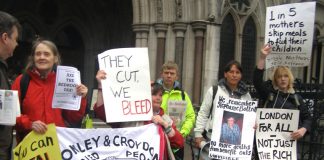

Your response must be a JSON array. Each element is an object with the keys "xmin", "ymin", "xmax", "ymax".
[
  {"xmin": 263, "ymin": 92, "xmax": 274, "ymax": 108},
  {"xmin": 181, "ymin": 90, "xmax": 185, "ymax": 101},
  {"xmin": 172, "ymin": 85, "xmax": 185, "ymax": 101},
  {"xmin": 293, "ymin": 94, "xmax": 301, "ymax": 108},
  {"xmin": 20, "ymin": 73, "xmax": 30, "ymax": 112},
  {"xmin": 208, "ymin": 85, "xmax": 218, "ymax": 118}
]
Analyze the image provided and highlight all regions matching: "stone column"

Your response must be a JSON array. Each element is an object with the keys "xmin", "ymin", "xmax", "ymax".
[
  {"xmin": 172, "ymin": 22, "xmax": 187, "ymax": 83},
  {"xmin": 319, "ymin": 38, "xmax": 324, "ymax": 83},
  {"xmin": 236, "ymin": 33, "xmax": 243, "ymax": 61},
  {"xmin": 154, "ymin": 23, "xmax": 168, "ymax": 79},
  {"xmin": 191, "ymin": 20, "xmax": 207, "ymax": 105},
  {"xmin": 203, "ymin": 23, "xmax": 221, "ymax": 96},
  {"xmin": 132, "ymin": 24, "xmax": 150, "ymax": 47}
]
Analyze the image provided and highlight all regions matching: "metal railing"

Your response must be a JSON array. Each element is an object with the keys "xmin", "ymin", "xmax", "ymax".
[
  {"xmin": 248, "ymin": 79, "xmax": 324, "ymax": 160},
  {"xmin": 293, "ymin": 80, "xmax": 324, "ymax": 160}
]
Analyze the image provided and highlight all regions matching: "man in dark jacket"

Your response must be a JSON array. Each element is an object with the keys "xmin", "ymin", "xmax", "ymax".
[{"xmin": 0, "ymin": 11, "xmax": 21, "ymax": 160}]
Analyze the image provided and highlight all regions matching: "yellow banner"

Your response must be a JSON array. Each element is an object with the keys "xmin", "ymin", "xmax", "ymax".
[{"xmin": 13, "ymin": 123, "xmax": 62, "ymax": 160}]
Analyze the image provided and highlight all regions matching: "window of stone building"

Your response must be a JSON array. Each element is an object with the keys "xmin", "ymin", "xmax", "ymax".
[
  {"xmin": 55, "ymin": 26, "xmax": 85, "ymax": 80},
  {"xmin": 219, "ymin": 14, "xmax": 236, "ymax": 80},
  {"xmin": 315, "ymin": 39, "xmax": 322, "ymax": 83},
  {"xmin": 303, "ymin": 28, "xmax": 321, "ymax": 83},
  {"xmin": 241, "ymin": 16, "xmax": 256, "ymax": 83}
]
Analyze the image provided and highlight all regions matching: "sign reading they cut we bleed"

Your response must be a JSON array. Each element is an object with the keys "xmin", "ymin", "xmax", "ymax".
[{"xmin": 98, "ymin": 48, "xmax": 152, "ymax": 123}]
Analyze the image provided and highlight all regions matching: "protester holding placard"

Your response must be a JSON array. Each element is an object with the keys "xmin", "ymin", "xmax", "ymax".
[
  {"xmin": 150, "ymin": 82, "xmax": 184, "ymax": 159},
  {"xmin": 0, "ymin": 11, "xmax": 21, "ymax": 160},
  {"xmin": 156, "ymin": 61, "xmax": 195, "ymax": 159},
  {"xmin": 253, "ymin": 44, "xmax": 312, "ymax": 140},
  {"xmin": 11, "ymin": 39, "xmax": 88, "ymax": 143},
  {"xmin": 94, "ymin": 70, "xmax": 145, "ymax": 127},
  {"xmin": 94, "ymin": 70, "xmax": 184, "ymax": 159},
  {"xmin": 194, "ymin": 60, "xmax": 252, "ymax": 148}
]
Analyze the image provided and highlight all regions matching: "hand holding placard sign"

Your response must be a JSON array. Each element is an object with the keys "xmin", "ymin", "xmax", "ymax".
[
  {"xmin": 264, "ymin": 2, "xmax": 316, "ymax": 68},
  {"xmin": 52, "ymin": 65, "xmax": 82, "ymax": 110},
  {"xmin": 167, "ymin": 100, "xmax": 186, "ymax": 130},
  {"xmin": 0, "ymin": 90, "xmax": 19, "ymax": 125},
  {"xmin": 13, "ymin": 124, "xmax": 62, "ymax": 160},
  {"xmin": 97, "ymin": 48, "xmax": 152, "ymax": 123},
  {"xmin": 209, "ymin": 94, "xmax": 257, "ymax": 160},
  {"xmin": 256, "ymin": 109, "xmax": 299, "ymax": 160}
]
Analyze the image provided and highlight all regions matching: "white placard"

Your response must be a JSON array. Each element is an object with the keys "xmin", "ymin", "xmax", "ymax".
[
  {"xmin": 52, "ymin": 65, "xmax": 81, "ymax": 110},
  {"xmin": 256, "ymin": 109, "xmax": 299, "ymax": 160},
  {"xmin": 167, "ymin": 100, "xmax": 186, "ymax": 130},
  {"xmin": 0, "ymin": 90, "xmax": 19, "ymax": 125},
  {"xmin": 209, "ymin": 89, "xmax": 257, "ymax": 160},
  {"xmin": 98, "ymin": 48, "xmax": 152, "ymax": 122},
  {"xmin": 264, "ymin": 2, "xmax": 316, "ymax": 69}
]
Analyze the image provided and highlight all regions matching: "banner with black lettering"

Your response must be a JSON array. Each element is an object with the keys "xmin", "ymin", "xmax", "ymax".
[
  {"xmin": 256, "ymin": 109, "xmax": 299, "ymax": 160},
  {"xmin": 57, "ymin": 123, "xmax": 160, "ymax": 160},
  {"xmin": 209, "ymin": 88, "xmax": 257, "ymax": 160}
]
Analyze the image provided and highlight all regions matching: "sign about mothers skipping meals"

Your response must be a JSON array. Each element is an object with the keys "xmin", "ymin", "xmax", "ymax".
[
  {"xmin": 98, "ymin": 48, "xmax": 152, "ymax": 122},
  {"xmin": 256, "ymin": 109, "xmax": 299, "ymax": 160},
  {"xmin": 264, "ymin": 2, "xmax": 316, "ymax": 69},
  {"xmin": 209, "ymin": 90, "xmax": 257, "ymax": 160}
]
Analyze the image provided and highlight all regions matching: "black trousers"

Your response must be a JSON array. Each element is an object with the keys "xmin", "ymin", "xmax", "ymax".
[{"xmin": 174, "ymin": 147, "xmax": 184, "ymax": 160}]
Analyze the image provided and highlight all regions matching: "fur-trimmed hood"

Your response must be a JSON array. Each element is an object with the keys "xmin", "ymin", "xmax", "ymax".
[{"xmin": 218, "ymin": 78, "xmax": 249, "ymax": 98}]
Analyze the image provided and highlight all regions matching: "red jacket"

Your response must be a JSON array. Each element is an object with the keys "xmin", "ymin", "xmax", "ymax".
[
  {"xmin": 94, "ymin": 103, "xmax": 184, "ymax": 159},
  {"xmin": 11, "ymin": 70, "xmax": 87, "ymax": 142}
]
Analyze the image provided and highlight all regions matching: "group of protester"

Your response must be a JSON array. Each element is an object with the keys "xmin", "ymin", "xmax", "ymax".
[{"xmin": 0, "ymin": 11, "xmax": 312, "ymax": 160}]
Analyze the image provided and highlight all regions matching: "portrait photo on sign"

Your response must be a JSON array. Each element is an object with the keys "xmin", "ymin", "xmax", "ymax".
[{"xmin": 220, "ymin": 111, "xmax": 243, "ymax": 145}]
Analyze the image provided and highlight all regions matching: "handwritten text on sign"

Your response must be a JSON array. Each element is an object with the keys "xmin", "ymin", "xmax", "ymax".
[
  {"xmin": 13, "ymin": 124, "xmax": 62, "ymax": 160},
  {"xmin": 256, "ymin": 109, "xmax": 299, "ymax": 160},
  {"xmin": 264, "ymin": 2, "xmax": 316, "ymax": 68},
  {"xmin": 98, "ymin": 48, "xmax": 152, "ymax": 122},
  {"xmin": 209, "ymin": 92, "xmax": 257, "ymax": 160}
]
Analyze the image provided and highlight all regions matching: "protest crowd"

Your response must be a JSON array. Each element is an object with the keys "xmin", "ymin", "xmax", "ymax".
[{"xmin": 0, "ymin": 1, "xmax": 319, "ymax": 160}]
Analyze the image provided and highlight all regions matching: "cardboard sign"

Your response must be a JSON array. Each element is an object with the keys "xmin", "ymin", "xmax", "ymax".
[
  {"xmin": 256, "ymin": 109, "xmax": 299, "ymax": 160},
  {"xmin": 13, "ymin": 124, "xmax": 62, "ymax": 160},
  {"xmin": 264, "ymin": 2, "xmax": 316, "ymax": 68},
  {"xmin": 209, "ymin": 88, "xmax": 257, "ymax": 160},
  {"xmin": 98, "ymin": 48, "xmax": 152, "ymax": 122}
]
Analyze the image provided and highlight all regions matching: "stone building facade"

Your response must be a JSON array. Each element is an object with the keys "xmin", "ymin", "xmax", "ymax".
[{"xmin": 1, "ymin": 0, "xmax": 324, "ymax": 106}]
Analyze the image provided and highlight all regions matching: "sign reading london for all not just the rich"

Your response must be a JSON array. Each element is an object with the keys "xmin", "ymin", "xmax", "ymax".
[
  {"xmin": 98, "ymin": 48, "xmax": 152, "ymax": 123},
  {"xmin": 265, "ymin": 2, "xmax": 316, "ymax": 69}
]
